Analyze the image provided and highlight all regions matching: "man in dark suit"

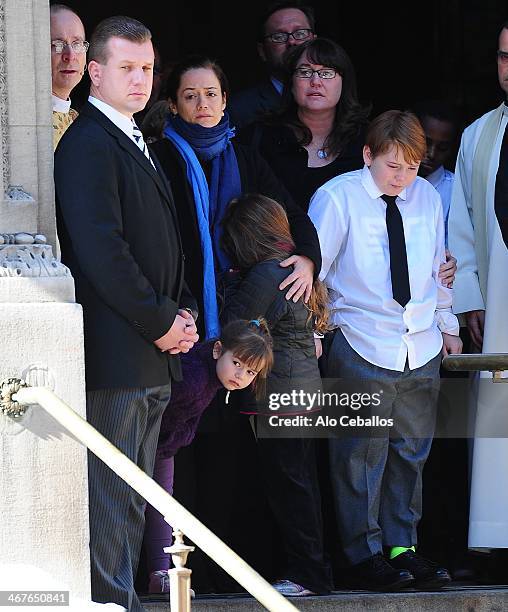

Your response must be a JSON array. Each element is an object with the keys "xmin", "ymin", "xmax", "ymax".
[
  {"xmin": 229, "ymin": 1, "xmax": 316, "ymax": 129},
  {"xmin": 54, "ymin": 15, "xmax": 198, "ymax": 611}
]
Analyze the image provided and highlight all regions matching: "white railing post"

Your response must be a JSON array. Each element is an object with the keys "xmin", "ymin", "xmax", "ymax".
[
  {"xmin": 165, "ymin": 529, "xmax": 194, "ymax": 612},
  {"xmin": 1, "ymin": 382, "xmax": 299, "ymax": 612}
]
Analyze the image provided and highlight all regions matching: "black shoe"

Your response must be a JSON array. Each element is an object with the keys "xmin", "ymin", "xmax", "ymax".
[
  {"xmin": 450, "ymin": 552, "xmax": 477, "ymax": 582},
  {"xmin": 347, "ymin": 553, "xmax": 415, "ymax": 591},
  {"xmin": 390, "ymin": 551, "xmax": 451, "ymax": 590}
]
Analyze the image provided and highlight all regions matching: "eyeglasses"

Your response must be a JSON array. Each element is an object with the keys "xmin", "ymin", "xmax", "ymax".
[
  {"xmin": 294, "ymin": 67, "xmax": 338, "ymax": 79},
  {"xmin": 264, "ymin": 28, "xmax": 313, "ymax": 44},
  {"xmin": 497, "ymin": 50, "xmax": 508, "ymax": 64},
  {"xmin": 51, "ymin": 40, "xmax": 89, "ymax": 54}
]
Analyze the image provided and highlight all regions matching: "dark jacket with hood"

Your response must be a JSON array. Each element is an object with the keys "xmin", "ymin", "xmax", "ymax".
[{"xmin": 220, "ymin": 260, "xmax": 321, "ymax": 415}]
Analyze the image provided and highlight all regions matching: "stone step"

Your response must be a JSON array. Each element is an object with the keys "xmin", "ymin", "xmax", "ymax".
[{"xmin": 142, "ymin": 585, "xmax": 508, "ymax": 611}]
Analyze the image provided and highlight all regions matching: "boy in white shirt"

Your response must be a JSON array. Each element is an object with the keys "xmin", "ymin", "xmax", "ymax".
[{"xmin": 309, "ymin": 110, "xmax": 462, "ymax": 591}]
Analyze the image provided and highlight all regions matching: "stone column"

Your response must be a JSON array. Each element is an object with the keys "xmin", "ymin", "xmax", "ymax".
[
  {"xmin": 0, "ymin": 0, "xmax": 91, "ymax": 602},
  {"xmin": 1, "ymin": 0, "xmax": 55, "ymax": 245}
]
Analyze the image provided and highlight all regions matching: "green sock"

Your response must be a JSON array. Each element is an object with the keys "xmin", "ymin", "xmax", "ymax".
[{"xmin": 390, "ymin": 546, "xmax": 415, "ymax": 560}]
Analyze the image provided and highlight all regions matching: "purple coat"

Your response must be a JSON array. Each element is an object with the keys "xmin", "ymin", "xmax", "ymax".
[{"xmin": 156, "ymin": 340, "xmax": 222, "ymax": 458}]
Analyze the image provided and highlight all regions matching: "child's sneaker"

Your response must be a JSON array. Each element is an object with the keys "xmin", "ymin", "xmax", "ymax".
[
  {"xmin": 148, "ymin": 570, "xmax": 196, "ymax": 597},
  {"xmin": 148, "ymin": 570, "xmax": 170, "ymax": 593},
  {"xmin": 272, "ymin": 579, "xmax": 315, "ymax": 597}
]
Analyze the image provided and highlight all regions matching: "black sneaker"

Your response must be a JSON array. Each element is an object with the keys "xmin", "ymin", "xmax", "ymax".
[
  {"xmin": 347, "ymin": 553, "xmax": 415, "ymax": 591},
  {"xmin": 390, "ymin": 550, "xmax": 451, "ymax": 590}
]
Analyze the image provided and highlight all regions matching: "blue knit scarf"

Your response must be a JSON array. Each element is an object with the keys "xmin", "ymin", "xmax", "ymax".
[{"xmin": 163, "ymin": 112, "xmax": 241, "ymax": 339}]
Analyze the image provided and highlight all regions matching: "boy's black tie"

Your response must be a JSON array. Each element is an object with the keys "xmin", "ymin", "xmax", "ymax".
[{"xmin": 382, "ymin": 194, "xmax": 411, "ymax": 307}]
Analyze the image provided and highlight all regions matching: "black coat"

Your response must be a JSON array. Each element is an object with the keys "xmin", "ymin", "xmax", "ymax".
[
  {"xmin": 228, "ymin": 78, "xmax": 282, "ymax": 130},
  {"xmin": 150, "ymin": 137, "xmax": 322, "ymax": 337},
  {"xmin": 55, "ymin": 102, "xmax": 197, "ymax": 390},
  {"xmin": 238, "ymin": 122, "xmax": 365, "ymax": 211},
  {"xmin": 221, "ymin": 260, "xmax": 321, "ymax": 414}
]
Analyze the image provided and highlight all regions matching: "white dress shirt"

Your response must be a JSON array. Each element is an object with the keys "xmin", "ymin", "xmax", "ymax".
[
  {"xmin": 89, "ymin": 96, "xmax": 134, "ymax": 137},
  {"xmin": 89, "ymin": 96, "xmax": 155, "ymax": 168},
  {"xmin": 52, "ymin": 94, "xmax": 71, "ymax": 113},
  {"xmin": 309, "ymin": 165, "xmax": 459, "ymax": 372},
  {"xmin": 426, "ymin": 165, "xmax": 454, "ymax": 246}
]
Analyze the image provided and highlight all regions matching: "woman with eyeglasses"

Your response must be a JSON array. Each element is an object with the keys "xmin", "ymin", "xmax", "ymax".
[
  {"xmin": 239, "ymin": 37, "xmax": 370, "ymax": 212},
  {"xmin": 146, "ymin": 54, "xmax": 325, "ymax": 595},
  {"xmin": 239, "ymin": 37, "xmax": 458, "ymax": 283}
]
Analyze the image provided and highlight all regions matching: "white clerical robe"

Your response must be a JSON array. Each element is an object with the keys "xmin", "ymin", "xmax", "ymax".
[{"xmin": 449, "ymin": 104, "xmax": 508, "ymax": 549}]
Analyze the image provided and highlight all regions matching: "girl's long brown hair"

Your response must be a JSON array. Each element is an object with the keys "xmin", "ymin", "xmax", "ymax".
[{"xmin": 221, "ymin": 193, "xmax": 329, "ymax": 334}]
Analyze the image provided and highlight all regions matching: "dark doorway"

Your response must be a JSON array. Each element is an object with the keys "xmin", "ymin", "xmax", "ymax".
[{"xmin": 59, "ymin": 1, "xmax": 508, "ymax": 125}]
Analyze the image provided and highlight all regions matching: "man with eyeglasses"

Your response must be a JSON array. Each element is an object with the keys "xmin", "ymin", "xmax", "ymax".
[
  {"xmin": 50, "ymin": 4, "xmax": 88, "ymax": 150},
  {"xmin": 229, "ymin": 1, "xmax": 316, "ymax": 129},
  {"xmin": 448, "ymin": 19, "xmax": 508, "ymax": 554}
]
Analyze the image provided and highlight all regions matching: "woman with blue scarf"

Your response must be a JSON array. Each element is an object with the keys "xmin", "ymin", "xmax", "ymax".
[
  {"xmin": 151, "ymin": 55, "xmax": 321, "ymax": 342},
  {"xmin": 147, "ymin": 55, "xmax": 322, "ymax": 595}
]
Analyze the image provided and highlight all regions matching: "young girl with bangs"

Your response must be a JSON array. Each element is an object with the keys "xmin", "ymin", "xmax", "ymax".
[{"xmin": 145, "ymin": 318, "xmax": 273, "ymax": 593}]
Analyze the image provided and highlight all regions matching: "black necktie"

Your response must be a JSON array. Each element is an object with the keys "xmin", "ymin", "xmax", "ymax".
[{"xmin": 382, "ymin": 194, "xmax": 411, "ymax": 307}]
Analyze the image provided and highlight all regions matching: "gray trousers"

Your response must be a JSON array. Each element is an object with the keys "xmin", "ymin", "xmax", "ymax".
[
  {"xmin": 87, "ymin": 384, "xmax": 171, "ymax": 612},
  {"xmin": 324, "ymin": 330, "xmax": 441, "ymax": 565}
]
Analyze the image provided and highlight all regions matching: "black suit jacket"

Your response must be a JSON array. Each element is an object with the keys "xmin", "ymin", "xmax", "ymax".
[
  {"xmin": 55, "ymin": 102, "xmax": 197, "ymax": 390},
  {"xmin": 228, "ymin": 79, "xmax": 281, "ymax": 130}
]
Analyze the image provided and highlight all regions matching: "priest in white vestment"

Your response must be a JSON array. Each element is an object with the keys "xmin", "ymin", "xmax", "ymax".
[{"xmin": 448, "ymin": 21, "xmax": 508, "ymax": 549}]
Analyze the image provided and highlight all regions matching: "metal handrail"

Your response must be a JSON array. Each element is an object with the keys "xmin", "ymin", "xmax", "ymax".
[
  {"xmin": 2, "ymin": 382, "xmax": 298, "ymax": 612},
  {"xmin": 442, "ymin": 352, "xmax": 508, "ymax": 382}
]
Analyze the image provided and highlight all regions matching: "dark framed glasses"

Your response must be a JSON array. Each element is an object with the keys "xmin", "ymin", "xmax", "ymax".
[{"xmin": 264, "ymin": 29, "xmax": 313, "ymax": 44}]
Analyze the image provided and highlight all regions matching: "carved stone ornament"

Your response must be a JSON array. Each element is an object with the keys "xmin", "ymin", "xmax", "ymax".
[
  {"xmin": 5, "ymin": 185, "xmax": 35, "ymax": 201},
  {"xmin": 0, "ymin": 233, "xmax": 70, "ymax": 277},
  {"xmin": 0, "ymin": 1, "xmax": 8, "ymax": 191},
  {"xmin": 0, "ymin": 378, "xmax": 28, "ymax": 418}
]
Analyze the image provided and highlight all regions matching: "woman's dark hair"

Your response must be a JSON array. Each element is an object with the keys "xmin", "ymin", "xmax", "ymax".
[
  {"xmin": 276, "ymin": 37, "xmax": 370, "ymax": 156},
  {"xmin": 165, "ymin": 55, "xmax": 230, "ymax": 104},
  {"xmin": 219, "ymin": 318, "xmax": 274, "ymax": 399}
]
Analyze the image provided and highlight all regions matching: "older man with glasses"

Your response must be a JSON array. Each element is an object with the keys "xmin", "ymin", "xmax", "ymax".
[
  {"xmin": 50, "ymin": 4, "xmax": 88, "ymax": 150},
  {"xmin": 229, "ymin": 1, "xmax": 316, "ymax": 129}
]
